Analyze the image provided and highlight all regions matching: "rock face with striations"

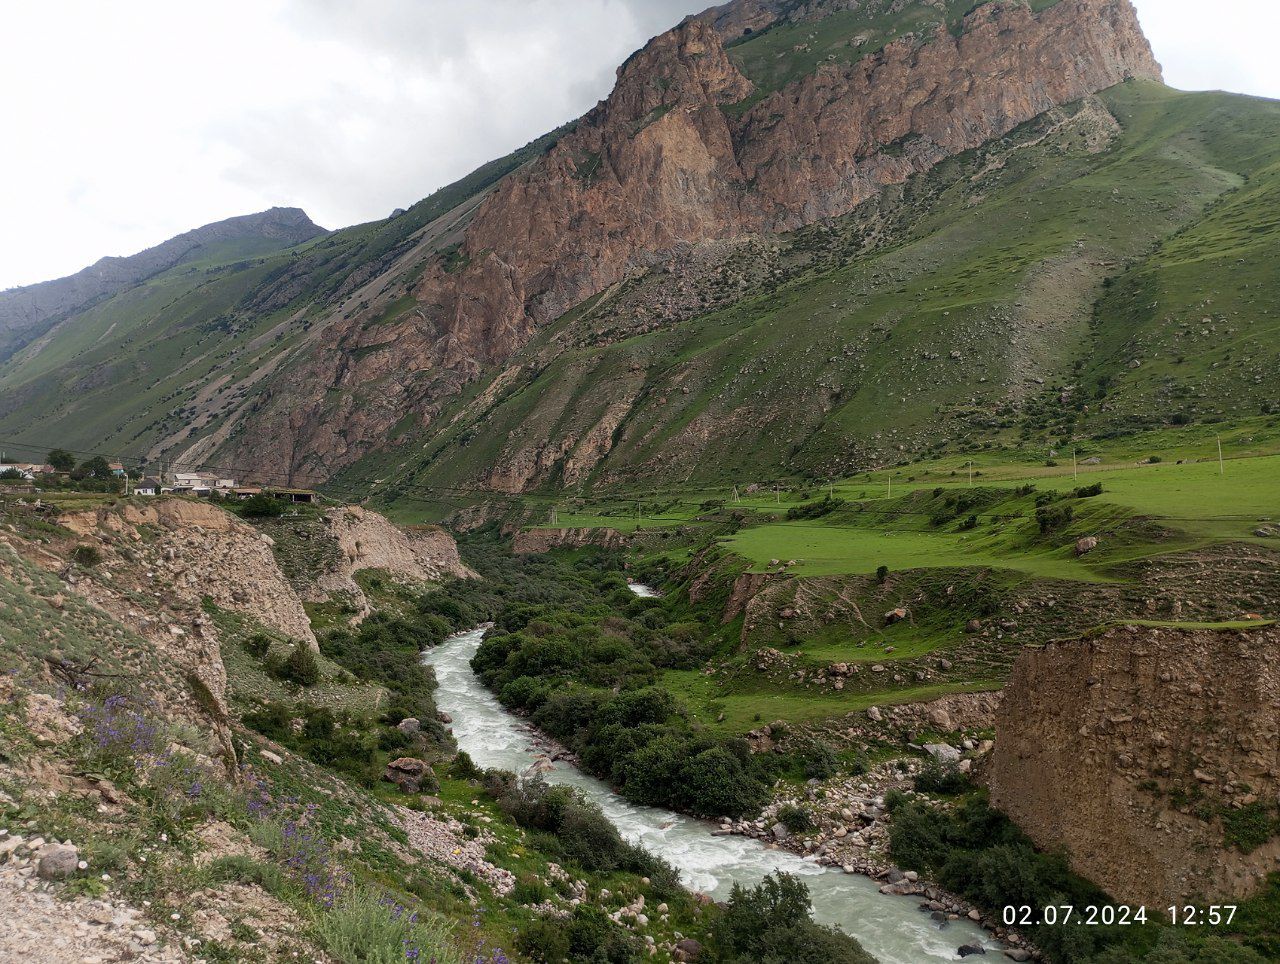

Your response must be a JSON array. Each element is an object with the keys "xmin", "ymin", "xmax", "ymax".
[
  {"xmin": 228, "ymin": 0, "xmax": 1161, "ymax": 484},
  {"xmin": 988, "ymin": 625, "xmax": 1280, "ymax": 907}
]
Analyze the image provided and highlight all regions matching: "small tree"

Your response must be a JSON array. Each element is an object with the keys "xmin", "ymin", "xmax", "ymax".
[
  {"xmin": 274, "ymin": 642, "xmax": 321, "ymax": 687},
  {"xmin": 73, "ymin": 455, "xmax": 113, "ymax": 480},
  {"xmin": 47, "ymin": 448, "xmax": 76, "ymax": 472}
]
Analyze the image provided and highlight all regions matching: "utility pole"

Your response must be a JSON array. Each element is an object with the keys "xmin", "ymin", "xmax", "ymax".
[
  {"xmin": 887, "ymin": 474, "xmax": 892, "ymax": 499},
  {"xmin": 775, "ymin": 485, "xmax": 780, "ymax": 505},
  {"xmin": 1218, "ymin": 435, "xmax": 1225, "ymax": 476}
]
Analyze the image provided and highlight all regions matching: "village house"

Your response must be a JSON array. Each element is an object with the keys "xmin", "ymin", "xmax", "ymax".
[{"xmin": 133, "ymin": 477, "xmax": 166, "ymax": 496}]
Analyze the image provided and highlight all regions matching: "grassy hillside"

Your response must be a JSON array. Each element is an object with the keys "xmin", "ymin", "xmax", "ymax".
[{"xmin": 348, "ymin": 81, "xmax": 1280, "ymax": 502}]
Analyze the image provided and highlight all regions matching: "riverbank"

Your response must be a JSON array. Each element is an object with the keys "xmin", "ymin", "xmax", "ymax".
[{"xmin": 425, "ymin": 626, "xmax": 995, "ymax": 964}]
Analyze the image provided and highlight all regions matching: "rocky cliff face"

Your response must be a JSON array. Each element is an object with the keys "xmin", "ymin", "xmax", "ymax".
[
  {"xmin": 312, "ymin": 506, "xmax": 475, "ymax": 613},
  {"xmin": 0, "ymin": 208, "xmax": 324, "ymax": 359},
  {"xmin": 227, "ymin": 0, "xmax": 1161, "ymax": 485},
  {"xmin": 59, "ymin": 498, "xmax": 320, "ymax": 650},
  {"xmin": 989, "ymin": 625, "xmax": 1280, "ymax": 906}
]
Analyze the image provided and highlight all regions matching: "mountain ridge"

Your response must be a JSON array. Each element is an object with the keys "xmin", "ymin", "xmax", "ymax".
[
  {"xmin": 0, "ymin": 206, "xmax": 325, "ymax": 361},
  {"xmin": 222, "ymin": 0, "xmax": 1161, "ymax": 485}
]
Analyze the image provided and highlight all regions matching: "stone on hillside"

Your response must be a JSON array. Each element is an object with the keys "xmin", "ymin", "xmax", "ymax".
[
  {"xmin": 673, "ymin": 938, "xmax": 704, "ymax": 961},
  {"xmin": 866, "ymin": 706, "xmax": 883, "ymax": 722},
  {"xmin": 770, "ymin": 822, "xmax": 789, "ymax": 841},
  {"xmin": 260, "ymin": 749, "xmax": 283, "ymax": 765},
  {"xmin": 37, "ymin": 843, "xmax": 80, "ymax": 880},
  {"xmin": 924, "ymin": 743, "xmax": 961, "ymax": 763},
  {"xmin": 397, "ymin": 718, "xmax": 421, "ymax": 734},
  {"xmin": 1075, "ymin": 536, "xmax": 1099, "ymax": 556},
  {"xmin": 928, "ymin": 707, "xmax": 953, "ymax": 731},
  {"xmin": 436, "ymin": 711, "xmax": 453, "ymax": 724},
  {"xmin": 884, "ymin": 607, "xmax": 908, "ymax": 625},
  {"xmin": 384, "ymin": 757, "xmax": 435, "ymax": 794}
]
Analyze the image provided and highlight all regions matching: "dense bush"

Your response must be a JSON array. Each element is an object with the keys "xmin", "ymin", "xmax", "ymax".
[
  {"xmin": 912, "ymin": 759, "xmax": 971, "ymax": 795},
  {"xmin": 881, "ymin": 795, "xmax": 1268, "ymax": 962},
  {"xmin": 273, "ymin": 642, "xmax": 321, "ymax": 687},
  {"xmin": 708, "ymin": 873, "xmax": 874, "ymax": 964},
  {"xmin": 1036, "ymin": 503, "xmax": 1074, "ymax": 533},
  {"xmin": 481, "ymin": 774, "xmax": 680, "ymax": 893},
  {"xmin": 786, "ymin": 497, "xmax": 846, "ymax": 520},
  {"xmin": 239, "ymin": 494, "xmax": 288, "ymax": 518}
]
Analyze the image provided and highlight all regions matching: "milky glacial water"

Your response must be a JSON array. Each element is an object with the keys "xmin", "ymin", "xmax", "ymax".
[{"xmin": 424, "ymin": 618, "xmax": 990, "ymax": 963}]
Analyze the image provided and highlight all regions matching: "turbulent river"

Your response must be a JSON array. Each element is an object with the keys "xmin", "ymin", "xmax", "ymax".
[{"xmin": 423, "ymin": 608, "xmax": 991, "ymax": 963}]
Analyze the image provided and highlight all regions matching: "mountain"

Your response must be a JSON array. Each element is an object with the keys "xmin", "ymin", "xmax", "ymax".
[
  {"xmin": 0, "ymin": 207, "xmax": 324, "ymax": 361},
  {"xmin": 234, "ymin": 0, "xmax": 1163, "ymax": 486},
  {"xmin": 4, "ymin": 0, "xmax": 1278, "ymax": 503}
]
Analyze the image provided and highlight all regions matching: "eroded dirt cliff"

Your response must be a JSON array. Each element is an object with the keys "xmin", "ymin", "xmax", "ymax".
[{"xmin": 988, "ymin": 625, "xmax": 1280, "ymax": 907}]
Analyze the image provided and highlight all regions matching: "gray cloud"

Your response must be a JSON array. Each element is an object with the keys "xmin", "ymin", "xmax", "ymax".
[{"xmin": 2, "ymin": 0, "xmax": 1277, "ymax": 289}]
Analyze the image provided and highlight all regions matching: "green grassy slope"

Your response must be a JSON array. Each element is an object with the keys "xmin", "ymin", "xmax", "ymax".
[{"xmin": 357, "ymin": 82, "xmax": 1280, "ymax": 502}]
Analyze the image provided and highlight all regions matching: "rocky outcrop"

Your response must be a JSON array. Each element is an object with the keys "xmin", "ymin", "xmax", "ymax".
[
  {"xmin": 989, "ymin": 625, "xmax": 1280, "ymax": 906},
  {"xmin": 511, "ymin": 527, "xmax": 629, "ymax": 554},
  {"xmin": 226, "ymin": 0, "xmax": 1161, "ymax": 485},
  {"xmin": 321, "ymin": 507, "xmax": 475, "ymax": 589},
  {"xmin": 63, "ymin": 498, "xmax": 317, "ymax": 649}
]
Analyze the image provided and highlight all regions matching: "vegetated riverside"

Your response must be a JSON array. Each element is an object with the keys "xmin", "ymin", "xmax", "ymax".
[{"xmin": 422, "ymin": 536, "xmax": 1280, "ymax": 964}]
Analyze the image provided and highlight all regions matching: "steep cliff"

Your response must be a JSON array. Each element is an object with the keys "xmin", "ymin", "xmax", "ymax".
[
  {"xmin": 226, "ymin": 0, "xmax": 1161, "ymax": 483},
  {"xmin": 988, "ymin": 625, "xmax": 1280, "ymax": 907}
]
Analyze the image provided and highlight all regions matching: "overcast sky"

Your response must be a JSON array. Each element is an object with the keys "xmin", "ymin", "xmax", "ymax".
[{"xmin": 2, "ymin": 0, "xmax": 1277, "ymax": 290}]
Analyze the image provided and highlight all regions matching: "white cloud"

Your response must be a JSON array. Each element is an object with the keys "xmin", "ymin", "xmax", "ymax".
[
  {"xmin": 1131, "ymin": 0, "xmax": 1280, "ymax": 98},
  {"xmin": 0, "ymin": 0, "xmax": 1275, "ymax": 290}
]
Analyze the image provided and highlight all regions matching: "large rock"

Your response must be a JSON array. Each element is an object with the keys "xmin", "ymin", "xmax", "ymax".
[
  {"xmin": 989, "ymin": 625, "xmax": 1280, "ymax": 906},
  {"xmin": 673, "ymin": 938, "xmax": 704, "ymax": 962},
  {"xmin": 384, "ymin": 758, "xmax": 436, "ymax": 794},
  {"xmin": 923, "ymin": 744, "xmax": 961, "ymax": 764},
  {"xmin": 36, "ymin": 843, "xmax": 80, "ymax": 880}
]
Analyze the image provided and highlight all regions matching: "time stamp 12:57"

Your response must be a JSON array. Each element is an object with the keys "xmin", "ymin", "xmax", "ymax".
[{"xmin": 1003, "ymin": 905, "xmax": 1238, "ymax": 927}]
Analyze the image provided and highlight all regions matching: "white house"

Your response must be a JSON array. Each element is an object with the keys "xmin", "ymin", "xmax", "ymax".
[{"xmin": 134, "ymin": 477, "xmax": 165, "ymax": 496}]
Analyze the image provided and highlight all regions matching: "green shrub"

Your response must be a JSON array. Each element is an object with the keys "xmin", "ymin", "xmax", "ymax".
[
  {"xmin": 312, "ymin": 888, "xmax": 463, "ymax": 964},
  {"xmin": 239, "ymin": 494, "xmax": 288, "ymax": 518},
  {"xmin": 1223, "ymin": 803, "xmax": 1278, "ymax": 853},
  {"xmin": 710, "ymin": 873, "xmax": 874, "ymax": 964},
  {"xmin": 566, "ymin": 905, "xmax": 641, "ymax": 962},
  {"xmin": 1036, "ymin": 503, "xmax": 1074, "ymax": 533},
  {"xmin": 798, "ymin": 739, "xmax": 839, "ymax": 780},
  {"xmin": 913, "ymin": 759, "xmax": 971, "ymax": 796},
  {"xmin": 777, "ymin": 804, "xmax": 813, "ymax": 834},
  {"xmin": 516, "ymin": 919, "xmax": 570, "ymax": 962},
  {"xmin": 243, "ymin": 632, "xmax": 272, "ymax": 659},
  {"xmin": 274, "ymin": 642, "xmax": 321, "ymax": 687},
  {"xmin": 72, "ymin": 545, "xmax": 102, "ymax": 567}
]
